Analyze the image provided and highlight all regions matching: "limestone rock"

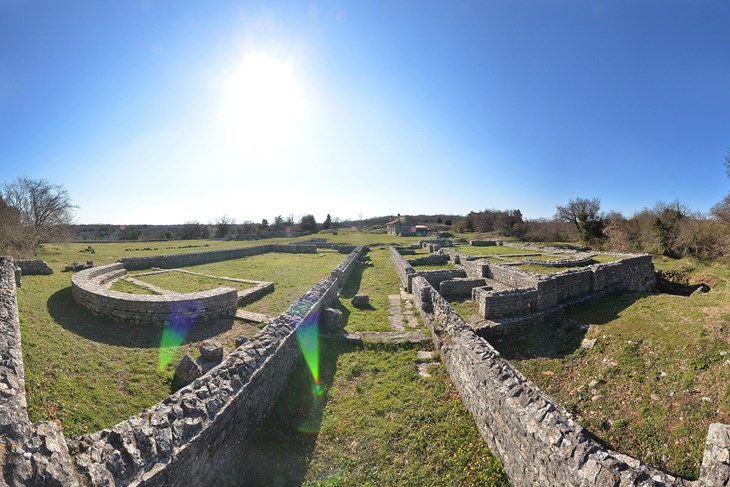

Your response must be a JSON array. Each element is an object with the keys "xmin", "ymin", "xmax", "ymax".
[
  {"xmin": 351, "ymin": 294, "xmax": 369, "ymax": 308},
  {"xmin": 174, "ymin": 354, "xmax": 202, "ymax": 387},
  {"xmin": 199, "ymin": 340, "xmax": 224, "ymax": 363},
  {"xmin": 322, "ymin": 307, "xmax": 343, "ymax": 330},
  {"xmin": 235, "ymin": 336, "xmax": 248, "ymax": 348}
]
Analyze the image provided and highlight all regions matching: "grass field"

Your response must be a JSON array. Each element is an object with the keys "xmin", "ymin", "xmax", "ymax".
[
  {"xmin": 19, "ymin": 240, "xmax": 343, "ymax": 434},
  {"xmin": 229, "ymin": 248, "xmax": 509, "ymax": 485},
  {"xmin": 17, "ymin": 232, "xmax": 730, "ymax": 482}
]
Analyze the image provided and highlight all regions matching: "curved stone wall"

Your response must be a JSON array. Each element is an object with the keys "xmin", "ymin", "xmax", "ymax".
[
  {"xmin": 71, "ymin": 264, "xmax": 238, "ymax": 326},
  {"xmin": 1, "ymin": 245, "xmax": 366, "ymax": 485}
]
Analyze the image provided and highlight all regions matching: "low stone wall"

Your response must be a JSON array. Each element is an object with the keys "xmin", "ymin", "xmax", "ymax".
[
  {"xmin": 390, "ymin": 246, "xmax": 417, "ymax": 293},
  {"xmin": 522, "ymin": 254, "xmax": 595, "ymax": 267},
  {"xmin": 70, "ymin": 276, "xmax": 341, "ymax": 486},
  {"xmin": 408, "ymin": 254, "xmax": 450, "ymax": 267},
  {"xmin": 1, "ymin": 245, "xmax": 366, "ymax": 485},
  {"xmin": 119, "ymin": 244, "xmax": 316, "ymax": 271},
  {"xmin": 331, "ymin": 246, "xmax": 366, "ymax": 286},
  {"xmin": 446, "ymin": 249, "xmax": 656, "ymax": 321},
  {"xmin": 16, "ymin": 259, "xmax": 54, "ymax": 275},
  {"xmin": 411, "ymin": 274, "xmax": 730, "ymax": 486},
  {"xmin": 476, "ymin": 287, "xmax": 538, "ymax": 319},
  {"xmin": 470, "ymin": 240, "xmax": 498, "ymax": 246},
  {"xmin": 336, "ymin": 244, "xmax": 358, "ymax": 254},
  {"xmin": 237, "ymin": 281, "xmax": 275, "ymax": 306},
  {"xmin": 72, "ymin": 264, "xmax": 239, "ymax": 326},
  {"xmin": 394, "ymin": 246, "xmax": 415, "ymax": 255},
  {"xmin": 485, "ymin": 263, "xmax": 539, "ymax": 288},
  {"xmin": 0, "ymin": 257, "xmax": 79, "ymax": 485},
  {"xmin": 419, "ymin": 238, "xmax": 451, "ymax": 248},
  {"xmin": 439, "ymin": 278, "xmax": 487, "ymax": 297},
  {"xmin": 418, "ymin": 269, "xmax": 458, "ymax": 290}
]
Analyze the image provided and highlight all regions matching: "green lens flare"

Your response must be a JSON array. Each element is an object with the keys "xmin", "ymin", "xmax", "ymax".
[
  {"xmin": 158, "ymin": 322, "xmax": 186, "ymax": 370},
  {"xmin": 158, "ymin": 300, "xmax": 204, "ymax": 371},
  {"xmin": 296, "ymin": 314, "xmax": 319, "ymax": 384}
]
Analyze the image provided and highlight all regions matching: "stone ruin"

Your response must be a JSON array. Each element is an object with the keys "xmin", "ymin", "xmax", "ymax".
[
  {"xmin": 4, "ymin": 238, "xmax": 730, "ymax": 486},
  {"xmin": 389, "ymin": 244, "xmax": 730, "ymax": 485},
  {"xmin": 0, "ymin": 244, "xmax": 366, "ymax": 485}
]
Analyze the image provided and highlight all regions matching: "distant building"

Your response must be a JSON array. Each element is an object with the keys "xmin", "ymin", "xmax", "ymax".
[{"xmin": 386, "ymin": 215, "xmax": 428, "ymax": 236}]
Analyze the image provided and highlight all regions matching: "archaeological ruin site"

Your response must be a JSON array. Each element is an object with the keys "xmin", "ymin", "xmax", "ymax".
[{"xmin": 2, "ymin": 237, "xmax": 730, "ymax": 486}]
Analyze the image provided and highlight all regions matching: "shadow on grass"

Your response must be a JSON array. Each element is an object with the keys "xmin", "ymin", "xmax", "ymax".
[
  {"xmin": 492, "ymin": 291, "xmax": 648, "ymax": 361},
  {"xmin": 47, "ymin": 287, "xmax": 236, "ymax": 348},
  {"xmin": 338, "ymin": 263, "xmax": 365, "ymax": 299},
  {"xmin": 223, "ymin": 334, "xmax": 348, "ymax": 486}
]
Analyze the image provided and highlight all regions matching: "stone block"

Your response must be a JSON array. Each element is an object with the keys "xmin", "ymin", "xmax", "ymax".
[
  {"xmin": 322, "ymin": 307, "xmax": 343, "ymax": 330},
  {"xmin": 199, "ymin": 340, "xmax": 224, "ymax": 363},
  {"xmin": 352, "ymin": 294, "xmax": 369, "ymax": 308},
  {"xmin": 174, "ymin": 354, "xmax": 202, "ymax": 387}
]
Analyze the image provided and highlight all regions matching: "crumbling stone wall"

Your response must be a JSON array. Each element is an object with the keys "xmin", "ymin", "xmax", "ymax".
[
  {"xmin": 0, "ymin": 257, "xmax": 79, "ymax": 486},
  {"xmin": 390, "ymin": 246, "xmax": 417, "ymax": 293},
  {"xmin": 331, "ymin": 246, "xmax": 366, "ymax": 286},
  {"xmin": 1, "ymin": 246, "xmax": 365, "ymax": 486},
  {"xmin": 408, "ymin": 254, "xmax": 449, "ymax": 267},
  {"xmin": 16, "ymin": 259, "xmax": 53, "ymax": 275},
  {"xmin": 411, "ymin": 274, "xmax": 730, "ymax": 486},
  {"xmin": 442, "ymin": 249, "xmax": 656, "ymax": 321},
  {"xmin": 70, "ymin": 276, "xmax": 342, "ymax": 486},
  {"xmin": 439, "ymin": 278, "xmax": 486, "ymax": 297}
]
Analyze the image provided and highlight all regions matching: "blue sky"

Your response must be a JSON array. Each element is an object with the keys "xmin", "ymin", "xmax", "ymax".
[{"xmin": 1, "ymin": 1, "xmax": 729, "ymax": 225}]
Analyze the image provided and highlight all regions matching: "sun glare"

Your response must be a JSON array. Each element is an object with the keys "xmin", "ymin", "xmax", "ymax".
[{"xmin": 220, "ymin": 53, "xmax": 307, "ymax": 158}]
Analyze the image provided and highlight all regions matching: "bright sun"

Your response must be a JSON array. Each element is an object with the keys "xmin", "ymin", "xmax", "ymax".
[{"xmin": 220, "ymin": 53, "xmax": 307, "ymax": 158}]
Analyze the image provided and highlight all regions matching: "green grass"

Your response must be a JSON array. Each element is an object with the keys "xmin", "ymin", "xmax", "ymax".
[
  {"xmin": 174, "ymin": 252, "xmax": 344, "ymax": 316},
  {"xmin": 449, "ymin": 297, "xmax": 480, "ymax": 321},
  {"xmin": 492, "ymin": 256, "xmax": 730, "ymax": 479},
  {"xmin": 457, "ymin": 245, "xmax": 534, "ymax": 256},
  {"xmin": 109, "ymin": 278, "xmax": 159, "ymax": 295},
  {"xmin": 339, "ymin": 248, "xmax": 401, "ymax": 332},
  {"xmin": 18, "ymin": 240, "xmax": 345, "ymax": 434},
  {"xmin": 229, "ymin": 331, "xmax": 507, "ymax": 486},
  {"xmin": 130, "ymin": 272, "xmax": 256, "ymax": 294}
]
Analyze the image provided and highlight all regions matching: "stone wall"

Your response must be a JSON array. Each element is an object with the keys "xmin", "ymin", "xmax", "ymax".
[
  {"xmin": 16, "ymin": 259, "xmax": 54, "ymax": 275},
  {"xmin": 70, "ymin": 276, "xmax": 342, "ymax": 486},
  {"xmin": 439, "ymin": 278, "xmax": 487, "ymax": 297},
  {"xmin": 408, "ymin": 254, "xmax": 449, "ymax": 267},
  {"xmin": 0, "ymin": 246, "xmax": 365, "ymax": 485},
  {"xmin": 331, "ymin": 246, "xmax": 366, "ymax": 286},
  {"xmin": 418, "ymin": 269, "xmax": 459, "ymax": 290},
  {"xmin": 476, "ymin": 287, "xmax": 538, "ymax": 319},
  {"xmin": 0, "ymin": 256, "xmax": 79, "ymax": 486},
  {"xmin": 410, "ymin": 274, "xmax": 730, "ymax": 486},
  {"xmin": 72, "ymin": 264, "xmax": 239, "ymax": 326},
  {"xmin": 390, "ymin": 246, "xmax": 417, "ymax": 293},
  {"xmin": 445, "ymin": 250, "xmax": 656, "ymax": 321},
  {"xmin": 470, "ymin": 240, "xmax": 498, "ymax": 246},
  {"xmin": 119, "ymin": 244, "xmax": 316, "ymax": 271}
]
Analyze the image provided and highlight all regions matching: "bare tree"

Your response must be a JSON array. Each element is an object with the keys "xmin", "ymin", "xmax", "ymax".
[
  {"xmin": 2, "ymin": 177, "xmax": 76, "ymax": 251},
  {"xmin": 215, "ymin": 214, "xmax": 235, "ymax": 238},
  {"xmin": 555, "ymin": 197, "xmax": 604, "ymax": 243}
]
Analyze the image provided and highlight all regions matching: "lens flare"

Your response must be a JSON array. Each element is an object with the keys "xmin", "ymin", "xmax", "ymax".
[
  {"xmin": 158, "ymin": 300, "xmax": 204, "ymax": 371},
  {"xmin": 295, "ymin": 307, "xmax": 320, "ymax": 385}
]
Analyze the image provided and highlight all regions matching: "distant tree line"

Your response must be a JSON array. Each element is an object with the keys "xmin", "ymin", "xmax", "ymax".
[{"xmin": 451, "ymin": 148, "xmax": 730, "ymax": 260}]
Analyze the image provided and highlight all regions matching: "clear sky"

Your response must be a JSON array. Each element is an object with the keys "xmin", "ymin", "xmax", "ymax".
[{"xmin": 1, "ymin": 1, "xmax": 729, "ymax": 225}]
